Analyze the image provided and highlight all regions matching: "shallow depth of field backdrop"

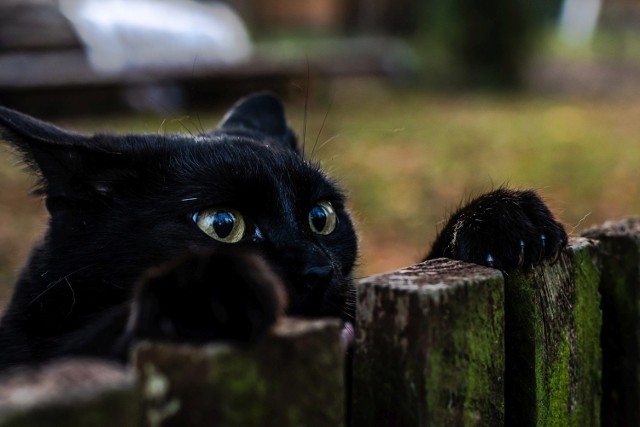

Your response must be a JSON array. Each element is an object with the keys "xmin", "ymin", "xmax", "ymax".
[{"xmin": 0, "ymin": 0, "xmax": 638, "ymax": 305}]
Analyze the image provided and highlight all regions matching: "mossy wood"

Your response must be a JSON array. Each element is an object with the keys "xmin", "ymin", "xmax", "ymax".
[
  {"xmin": 504, "ymin": 238, "xmax": 601, "ymax": 426},
  {"xmin": 352, "ymin": 259, "xmax": 505, "ymax": 426},
  {"xmin": 134, "ymin": 318, "xmax": 344, "ymax": 427},
  {"xmin": 0, "ymin": 360, "xmax": 137, "ymax": 427},
  {"xmin": 583, "ymin": 219, "xmax": 640, "ymax": 426}
]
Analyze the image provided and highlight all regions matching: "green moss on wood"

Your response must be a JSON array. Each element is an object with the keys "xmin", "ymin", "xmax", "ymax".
[
  {"xmin": 571, "ymin": 244, "xmax": 602, "ymax": 425},
  {"xmin": 135, "ymin": 318, "xmax": 343, "ymax": 427},
  {"xmin": 353, "ymin": 259, "xmax": 505, "ymax": 426},
  {"xmin": 504, "ymin": 238, "xmax": 601, "ymax": 427}
]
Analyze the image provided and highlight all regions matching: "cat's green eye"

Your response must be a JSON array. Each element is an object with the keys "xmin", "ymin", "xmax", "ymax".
[
  {"xmin": 193, "ymin": 208, "xmax": 245, "ymax": 243},
  {"xmin": 309, "ymin": 201, "xmax": 337, "ymax": 235}
]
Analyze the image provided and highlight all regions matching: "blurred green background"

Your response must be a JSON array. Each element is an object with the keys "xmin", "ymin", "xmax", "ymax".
[{"xmin": 1, "ymin": 0, "xmax": 639, "ymax": 303}]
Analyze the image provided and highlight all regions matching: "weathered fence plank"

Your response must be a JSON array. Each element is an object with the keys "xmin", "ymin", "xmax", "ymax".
[
  {"xmin": 0, "ymin": 359, "xmax": 137, "ymax": 427},
  {"xmin": 504, "ymin": 238, "xmax": 601, "ymax": 426},
  {"xmin": 583, "ymin": 219, "xmax": 640, "ymax": 426},
  {"xmin": 134, "ymin": 318, "xmax": 344, "ymax": 427},
  {"xmin": 352, "ymin": 259, "xmax": 505, "ymax": 426}
]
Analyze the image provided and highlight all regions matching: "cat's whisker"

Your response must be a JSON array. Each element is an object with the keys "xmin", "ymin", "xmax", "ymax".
[
  {"xmin": 302, "ymin": 73, "xmax": 309, "ymax": 156},
  {"xmin": 64, "ymin": 277, "xmax": 77, "ymax": 316},
  {"xmin": 158, "ymin": 118, "xmax": 168, "ymax": 135},
  {"xmin": 193, "ymin": 112, "xmax": 207, "ymax": 137},
  {"xmin": 173, "ymin": 116, "xmax": 197, "ymax": 137},
  {"xmin": 342, "ymin": 301, "xmax": 357, "ymax": 310},
  {"xmin": 28, "ymin": 265, "xmax": 93, "ymax": 305},
  {"xmin": 101, "ymin": 278, "xmax": 128, "ymax": 290},
  {"xmin": 340, "ymin": 307, "xmax": 355, "ymax": 320},
  {"xmin": 315, "ymin": 134, "xmax": 342, "ymax": 155},
  {"xmin": 28, "ymin": 279, "xmax": 62, "ymax": 305},
  {"xmin": 570, "ymin": 212, "xmax": 592, "ymax": 236},
  {"xmin": 181, "ymin": 197, "xmax": 199, "ymax": 202},
  {"xmin": 310, "ymin": 94, "xmax": 334, "ymax": 160},
  {"xmin": 191, "ymin": 56, "xmax": 199, "ymax": 80}
]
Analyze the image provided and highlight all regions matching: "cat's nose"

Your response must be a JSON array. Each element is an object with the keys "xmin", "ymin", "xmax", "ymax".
[{"xmin": 302, "ymin": 265, "xmax": 333, "ymax": 290}]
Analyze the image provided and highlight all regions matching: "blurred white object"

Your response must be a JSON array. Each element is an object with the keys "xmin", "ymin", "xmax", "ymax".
[
  {"xmin": 560, "ymin": 0, "xmax": 602, "ymax": 47},
  {"xmin": 59, "ymin": 0, "xmax": 252, "ymax": 73}
]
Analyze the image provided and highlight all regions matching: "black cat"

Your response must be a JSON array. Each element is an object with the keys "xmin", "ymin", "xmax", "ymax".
[{"xmin": 0, "ymin": 93, "xmax": 567, "ymax": 369}]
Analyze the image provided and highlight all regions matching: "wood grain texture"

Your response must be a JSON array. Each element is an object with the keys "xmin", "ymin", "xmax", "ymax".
[
  {"xmin": 584, "ymin": 219, "xmax": 640, "ymax": 427},
  {"xmin": 504, "ymin": 238, "xmax": 601, "ymax": 426},
  {"xmin": 134, "ymin": 318, "xmax": 344, "ymax": 427},
  {"xmin": 352, "ymin": 258, "xmax": 505, "ymax": 426}
]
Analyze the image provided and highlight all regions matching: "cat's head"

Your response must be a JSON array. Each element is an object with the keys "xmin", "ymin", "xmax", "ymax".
[{"xmin": 0, "ymin": 93, "xmax": 358, "ymax": 321}]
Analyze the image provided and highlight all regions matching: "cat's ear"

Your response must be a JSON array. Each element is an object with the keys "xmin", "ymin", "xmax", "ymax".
[
  {"xmin": 218, "ymin": 92, "xmax": 299, "ymax": 153},
  {"xmin": 0, "ymin": 106, "xmax": 129, "ymax": 202}
]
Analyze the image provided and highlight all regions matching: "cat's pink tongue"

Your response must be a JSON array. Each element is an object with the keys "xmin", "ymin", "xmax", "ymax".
[{"xmin": 340, "ymin": 322, "xmax": 355, "ymax": 353}]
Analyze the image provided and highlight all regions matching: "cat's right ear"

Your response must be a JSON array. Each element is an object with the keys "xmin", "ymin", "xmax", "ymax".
[
  {"xmin": 218, "ymin": 92, "xmax": 300, "ymax": 154},
  {"xmin": 0, "ymin": 106, "xmax": 91, "ymax": 196}
]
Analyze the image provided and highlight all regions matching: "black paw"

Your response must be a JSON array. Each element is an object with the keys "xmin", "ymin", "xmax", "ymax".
[
  {"xmin": 426, "ymin": 188, "xmax": 568, "ymax": 270},
  {"xmin": 127, "ymin": 249, "xmax": 287, "ymax": 344}
]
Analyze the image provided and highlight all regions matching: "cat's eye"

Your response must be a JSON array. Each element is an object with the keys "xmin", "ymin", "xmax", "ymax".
[
  {"xmin": 309, "ymin": 201, "xmax": 337, "ymax": 235},
  {"xmin": 192, "ymin": 208, "xmax": 246, "ymax": 243}
]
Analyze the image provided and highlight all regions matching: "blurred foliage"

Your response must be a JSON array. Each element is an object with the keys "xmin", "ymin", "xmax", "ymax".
[
  {"xmin": 2, "ymin": 79, "xmax": 640, "ymax": 299},
  {"xmin": 542, "ymin": 29, "xmax": 640, "ymax": 64},
  {"xmin": 413, "ymin": 0, "xmax": 545, "ymax": 88}
]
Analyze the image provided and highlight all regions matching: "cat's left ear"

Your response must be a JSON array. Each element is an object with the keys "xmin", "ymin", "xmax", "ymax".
[
  {"xmin": 0, "ymin": 106, "xmax": 85, "ymax": 150},
  {"xmin": 218, "ymin": 92, "xmax": 299, "ymax": 154},
  {"xmin": 0, "ymin": 106, "xmax": 90, "ymax": 178},
  {"xmin": 0, "ymin": 106, "xmax": 127, "ymax": 202}
]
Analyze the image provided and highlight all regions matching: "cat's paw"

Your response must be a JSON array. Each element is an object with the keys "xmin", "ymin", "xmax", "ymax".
[
  {"xmin": 127, "ymin": 250, "xmax": 287, "ymax": 344},
  {"xmin": 427, "ymin": 188, "xmax": 568, "ymax": 270}
]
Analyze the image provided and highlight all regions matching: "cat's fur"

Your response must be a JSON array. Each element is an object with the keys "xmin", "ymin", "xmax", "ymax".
[{"xmin": 0, "ymin": 93, "xmax": 567, "ymax": 369}]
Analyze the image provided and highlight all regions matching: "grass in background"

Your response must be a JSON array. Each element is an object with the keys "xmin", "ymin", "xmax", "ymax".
[{"xmin": 1, "ymin": 79, "xmax": 639, "ymax": 300}]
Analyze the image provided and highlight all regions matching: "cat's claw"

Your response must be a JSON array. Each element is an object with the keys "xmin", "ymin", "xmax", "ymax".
[
  {"xmin": 486, "ymin": 254, "xmax": 495, "ymax": 268},
  {"xmin": 518, "ymin": 240, "xmax": 525, "ymax": 267}
]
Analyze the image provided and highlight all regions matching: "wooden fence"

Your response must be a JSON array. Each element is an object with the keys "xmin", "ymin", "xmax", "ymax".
[{"xmin": 1, "ymin": 218, "xmax": 639, "ymax": 426}]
